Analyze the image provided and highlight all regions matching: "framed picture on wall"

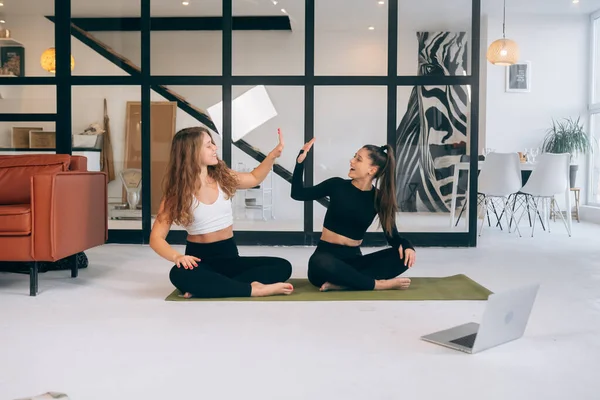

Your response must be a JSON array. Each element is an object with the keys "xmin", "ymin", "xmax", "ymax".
[
  {"xmin": 506, "ymin": 61, "xmax": 531, "ymax": 93},
  {"xmin": 0, "ymin": 46, "xmax": 25, "ymax": 77}
]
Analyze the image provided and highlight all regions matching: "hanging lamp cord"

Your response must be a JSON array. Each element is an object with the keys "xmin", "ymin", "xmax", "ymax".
[{"xmin": 503, "ymin": 0, "xmax": 506, "ymax": 39}]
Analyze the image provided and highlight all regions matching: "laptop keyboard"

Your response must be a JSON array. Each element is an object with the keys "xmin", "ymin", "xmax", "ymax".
[{"xmin": 450, "ymin": 333, "xmax": 477, "ymax": 348}]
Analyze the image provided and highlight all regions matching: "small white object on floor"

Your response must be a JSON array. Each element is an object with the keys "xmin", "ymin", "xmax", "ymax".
[{"xmin": 14, "ymin": 392, "xmax": 69, "ymax": 400}]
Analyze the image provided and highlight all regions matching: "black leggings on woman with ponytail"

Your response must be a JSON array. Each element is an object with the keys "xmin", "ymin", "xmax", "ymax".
[{"xmin": 291, "ymin": 144, "xmax": 415, "ymax": 291}]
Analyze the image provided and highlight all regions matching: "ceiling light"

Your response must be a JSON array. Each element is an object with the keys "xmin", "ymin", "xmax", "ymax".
[
  {"xmin": 378, "ymin": 1, "xmax": 385, "ymax": 4},
  {"xmin": 368, "ymin": 26, "xmax": 375, "ymax": 30},
  {"xmin": 572, "ymin": 0, "xmax": 579, "ymax": 3},
  {"xmin": 272, "ymin": 0, "xmax": 278, "ymax": 4},
  {"xmin": 0, "ymin": 20, "xmax": 5, "ymax": 24},
  {"xmin": 0, "ymin": 3, "xmax": 4, "ymax": 6},
  {"xmin": 281, "ymin": 8, "xmax": 287, "ymax": 14},
  {"xmin": 182, "ymin": 1, "xmax": 189, "ymax": 5}
]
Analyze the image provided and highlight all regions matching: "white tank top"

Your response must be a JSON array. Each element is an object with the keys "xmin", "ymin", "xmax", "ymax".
[{"xmin": 186, "ymin": 185, "xmax": 233, "ymax": 235}]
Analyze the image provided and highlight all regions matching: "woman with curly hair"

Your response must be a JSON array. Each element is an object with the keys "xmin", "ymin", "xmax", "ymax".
[{"xmin": 150, "ymin": 127, "xmax": 293, "ymax": 298}]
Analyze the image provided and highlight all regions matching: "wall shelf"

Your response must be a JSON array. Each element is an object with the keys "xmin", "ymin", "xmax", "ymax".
[{"xmin": 0, "ymin": 38, "xmax": 24, "ymax": 47}]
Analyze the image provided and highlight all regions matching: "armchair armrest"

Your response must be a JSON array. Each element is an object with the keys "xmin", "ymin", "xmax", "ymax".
[
  {"xmin": 69, "ymin": 156, "xmax": 88, "ymax": 172},
  {"xmin": 31, "ymin": 171, "xmax": 107, "ymax": 261}
]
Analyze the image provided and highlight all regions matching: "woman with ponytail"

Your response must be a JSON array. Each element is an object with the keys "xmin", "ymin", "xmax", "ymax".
[{"xmin": 291, "ymin": 139, "xmax": 416, "ymax": 291}]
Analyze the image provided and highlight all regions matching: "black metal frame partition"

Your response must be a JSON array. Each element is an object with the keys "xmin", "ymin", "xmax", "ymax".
[{"xmin": 1, "ymin": 0, "xmax": 481, "ymax": 248}]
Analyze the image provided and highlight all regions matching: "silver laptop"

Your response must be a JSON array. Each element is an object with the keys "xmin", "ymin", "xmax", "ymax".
[{"xmin": 421, "ymin": 283, "xmax": 540, "ymax": 354}]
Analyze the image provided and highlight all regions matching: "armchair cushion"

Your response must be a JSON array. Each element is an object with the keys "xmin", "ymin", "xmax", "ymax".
[
  {"xmin": 0, "ymin": 154, "xmax": 71, "ymax": 205},
  {"xmin": 0, "ymin": 204, "xmax": 31, "ymax": 236}
]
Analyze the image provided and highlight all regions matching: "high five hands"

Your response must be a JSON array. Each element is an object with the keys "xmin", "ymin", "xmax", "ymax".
[
  {"xmin": 297, "ymin": 138, "xmax": 316, "ymax": 164},
  {"xmin": 269, "ymin": 128, "xmax": 285, "ymax": 159}
]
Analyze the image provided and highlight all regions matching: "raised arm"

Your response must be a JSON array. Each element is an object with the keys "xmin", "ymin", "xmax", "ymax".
[
  {"xmin": 235, "ymin": 129, "xmax": 285, "ymax": 190},
  {"xmin": 290, "ymin": 156, "xmax": 339, "ymax": 201}
]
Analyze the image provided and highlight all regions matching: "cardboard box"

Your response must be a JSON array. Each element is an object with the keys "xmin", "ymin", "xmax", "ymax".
[
  {"xmin": 29, "ymin": 130, "xmax": 56, "ymax": 149},
  {"xmin": 11, "ymin": 127, "xmax": 43, "ymax": 148}
]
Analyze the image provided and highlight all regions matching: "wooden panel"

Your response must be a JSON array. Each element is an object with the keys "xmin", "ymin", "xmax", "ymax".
[{"xmin": 123, "ymin": 101, "xmax": 177, "ymax": 216}]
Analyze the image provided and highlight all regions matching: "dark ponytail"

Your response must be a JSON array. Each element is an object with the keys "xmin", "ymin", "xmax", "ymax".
[{"xmin": 363, "ymin": 144, "xmax": 398, "ymax": 236}]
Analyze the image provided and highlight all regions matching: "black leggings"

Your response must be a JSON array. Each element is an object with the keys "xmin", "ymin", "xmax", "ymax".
[
  {"xmin": 307, "ymin": 241, "xmax": 409, "ymax": 290},
  {"xmin": 169, "ymin": 238, "xmax": 292, "ymax": 298}
]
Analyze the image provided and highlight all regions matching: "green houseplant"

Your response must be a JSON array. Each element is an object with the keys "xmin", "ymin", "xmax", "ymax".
[{"xmin": 541, "ymin": 117, "xmax": 596, "ymax": 188}]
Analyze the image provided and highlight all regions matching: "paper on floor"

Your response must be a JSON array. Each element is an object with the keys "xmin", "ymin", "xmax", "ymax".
[{"xmin": 14, "ymin": 392, "xmax": 69, "ymax": 400}]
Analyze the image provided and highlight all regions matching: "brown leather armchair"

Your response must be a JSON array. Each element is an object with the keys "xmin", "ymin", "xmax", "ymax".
[{"xmin": 0, "ymin": 154, "xmax": 107, "ymax": 296}]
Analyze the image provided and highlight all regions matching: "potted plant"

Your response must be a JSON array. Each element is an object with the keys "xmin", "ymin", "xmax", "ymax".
[{"xmin": 541, "ymin": 116, "xmax": 596, "ymax": 188}]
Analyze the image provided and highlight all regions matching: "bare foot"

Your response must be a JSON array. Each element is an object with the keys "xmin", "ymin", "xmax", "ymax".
[
  {"xmin": 251, "ymin": 282, "xmax": 294, "ymax": 297},
  {"xmin": 183, "ymin": 292, "xmax": 192, "ymax": 299},
  {"xmin": 320, "ymin": 282, "xmax": 345, "ymax": 292},
  {"xmin": 374, "ymin": 277, "xmax": 411, "ymax": 290}
]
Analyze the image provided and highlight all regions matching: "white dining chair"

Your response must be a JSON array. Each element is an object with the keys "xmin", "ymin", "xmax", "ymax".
[
  {"xmin": 477, "ymin": 152, "xmax": 523, "ymax": 237},
  {"xmin": 516, "ymin": 153, "xmax": 571, "ymax": 237}
]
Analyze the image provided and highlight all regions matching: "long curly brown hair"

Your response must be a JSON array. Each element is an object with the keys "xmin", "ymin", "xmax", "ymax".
[{"xmin": 158, "ymin": 127, "xmax": 238, "ymax": 227}]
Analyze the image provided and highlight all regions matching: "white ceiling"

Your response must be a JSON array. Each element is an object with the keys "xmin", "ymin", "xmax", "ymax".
[{"xmin": 0, "ymin": 0, "xmax": 598, "ymax": 25}]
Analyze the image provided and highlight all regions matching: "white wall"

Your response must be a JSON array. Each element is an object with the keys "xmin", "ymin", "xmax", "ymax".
[
  {"xmin": 0, "ymin": 12, "xmax": 591, "ymax": 223},
  {"xmin": 484, "ymin": 14, "xmax": 590, "ymax": 203}
]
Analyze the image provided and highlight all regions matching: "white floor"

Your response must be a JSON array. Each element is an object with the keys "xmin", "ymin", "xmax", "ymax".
[{"xmin": 1, "ymin": 221, "xmax": 600, "ymax": 400}]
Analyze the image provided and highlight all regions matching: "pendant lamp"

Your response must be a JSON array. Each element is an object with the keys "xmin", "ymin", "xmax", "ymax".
[
  {"xmin": 40, "ymin": 47, "xmax": 75, "ymax": 73},
  {"xmin": 486, "ymin": 0, "xmax": 519, "ymax": 66}
]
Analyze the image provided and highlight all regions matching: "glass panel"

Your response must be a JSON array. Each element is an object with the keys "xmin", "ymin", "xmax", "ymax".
[
  {"xmin": 151, "ymin": 1, "xmax": 222, "ymax": 76},
  {"xmin": 70, "ymin": 0, "xmax": 139, "ymax": 76},
  {"xmin": 150, "ymin": 86, "xmax": 222, "ymax": 231},
  {"xmin": 313, "ymin": 86, "xmax": 387, "ymax": 232},
  {"xmin": 594, "ymin": 17, "xmax": 600, "ymax": 104},
  {"xmin": 591, "ymin": 113, "xmax": 600, "ymax": 205},
  {"xmin": 0, "ymin": 85, "xmax": 56, "ymax": 114},
  {"xmin": 397, "ymin": 85, "xmax": 472, "ymax": 232},
  {"xmin": 72, "ymin": 86, "xmax": 142, "ymax": 230},
  {"xmin": 230, "ymin": 85, "xmax": 304, "ymax": 231},
  {"xmin": 398, "ymin": 0, "xmax": 472, "ymax": 76},
  {"xmin": 0, "ymin": 84, "xmax": 56, "ymax": 151},
  {"xmin": 315, "ymin": 0, "xmax": 387, "ymax": 76},
  {"xmin": 0, "ymin": 0, "xmax": 54, "ymax": 77},
  {"xmin": 232, "ymin": 0, "xmax": 304, "ymax": 76}
]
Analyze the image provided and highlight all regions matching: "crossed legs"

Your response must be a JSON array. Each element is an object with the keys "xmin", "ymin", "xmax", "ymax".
[{"xmin": 307, "ymin": 244, "xmax": 410, "ymax": 291}]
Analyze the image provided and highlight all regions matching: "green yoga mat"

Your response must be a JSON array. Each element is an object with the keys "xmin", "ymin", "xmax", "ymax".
[{"xmin": 165, "ymin": 274, "xmax": 492, "ymax": 302}]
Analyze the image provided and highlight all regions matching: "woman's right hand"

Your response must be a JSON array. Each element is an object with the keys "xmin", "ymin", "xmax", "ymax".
[
  {"xmin": 175, "ymin": 255, "xmax": 201, "ymax": 269},
  {"xmin": 297, "ymin": 138, "xmax": 316, "ymax": 163}
]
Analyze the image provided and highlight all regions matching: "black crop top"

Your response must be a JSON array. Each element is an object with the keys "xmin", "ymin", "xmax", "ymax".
[{"xmin": 291, "ymin": 160, "xmax": 414, "ymax": 251}]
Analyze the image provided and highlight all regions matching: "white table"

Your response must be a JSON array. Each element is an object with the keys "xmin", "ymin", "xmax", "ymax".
[{"xmin": 449, "ymin": 161, "xmax": 572, "ymax": 233}]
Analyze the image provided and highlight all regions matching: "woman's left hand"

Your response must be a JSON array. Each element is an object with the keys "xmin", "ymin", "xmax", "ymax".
[
  {"xmin": 268, "ymin": 129, "xmax": 285, "ymax": 159},
  {"xmin": 399, "ymin": 246, "xmax": 416, "ymax": 268}
]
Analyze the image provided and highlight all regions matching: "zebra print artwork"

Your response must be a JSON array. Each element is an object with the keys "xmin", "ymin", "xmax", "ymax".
[{"xmin": 396, "ymin": 31, "xmax": 469, "ymax": 213}]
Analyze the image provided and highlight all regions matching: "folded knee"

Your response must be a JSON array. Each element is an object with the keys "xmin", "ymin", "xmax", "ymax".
[
  {"xmin": 308, "ymin": 252, "xmax": 339, "ymax": 273},
  {"xmin": 278, "ymin": 259, "xmax": 293, "ymax": 279},
  {"xmin": 267, "ymin": 258, "xmax": 292, "ymax": 280},
  {"xmin": 169, "ymin": 266, "xmax": 190, "ymax": 291}
]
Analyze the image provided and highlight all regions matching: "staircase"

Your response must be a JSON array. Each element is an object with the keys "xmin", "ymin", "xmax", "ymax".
[{"xmin": 56, "ymin": 19, "xmax": 329, "ymax": 208}]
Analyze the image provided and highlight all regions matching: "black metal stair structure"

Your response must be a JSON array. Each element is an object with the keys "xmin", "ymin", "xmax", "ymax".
[{"xmin": 53, "ymin": 19, "xmax": 330, "ymax": 208}]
